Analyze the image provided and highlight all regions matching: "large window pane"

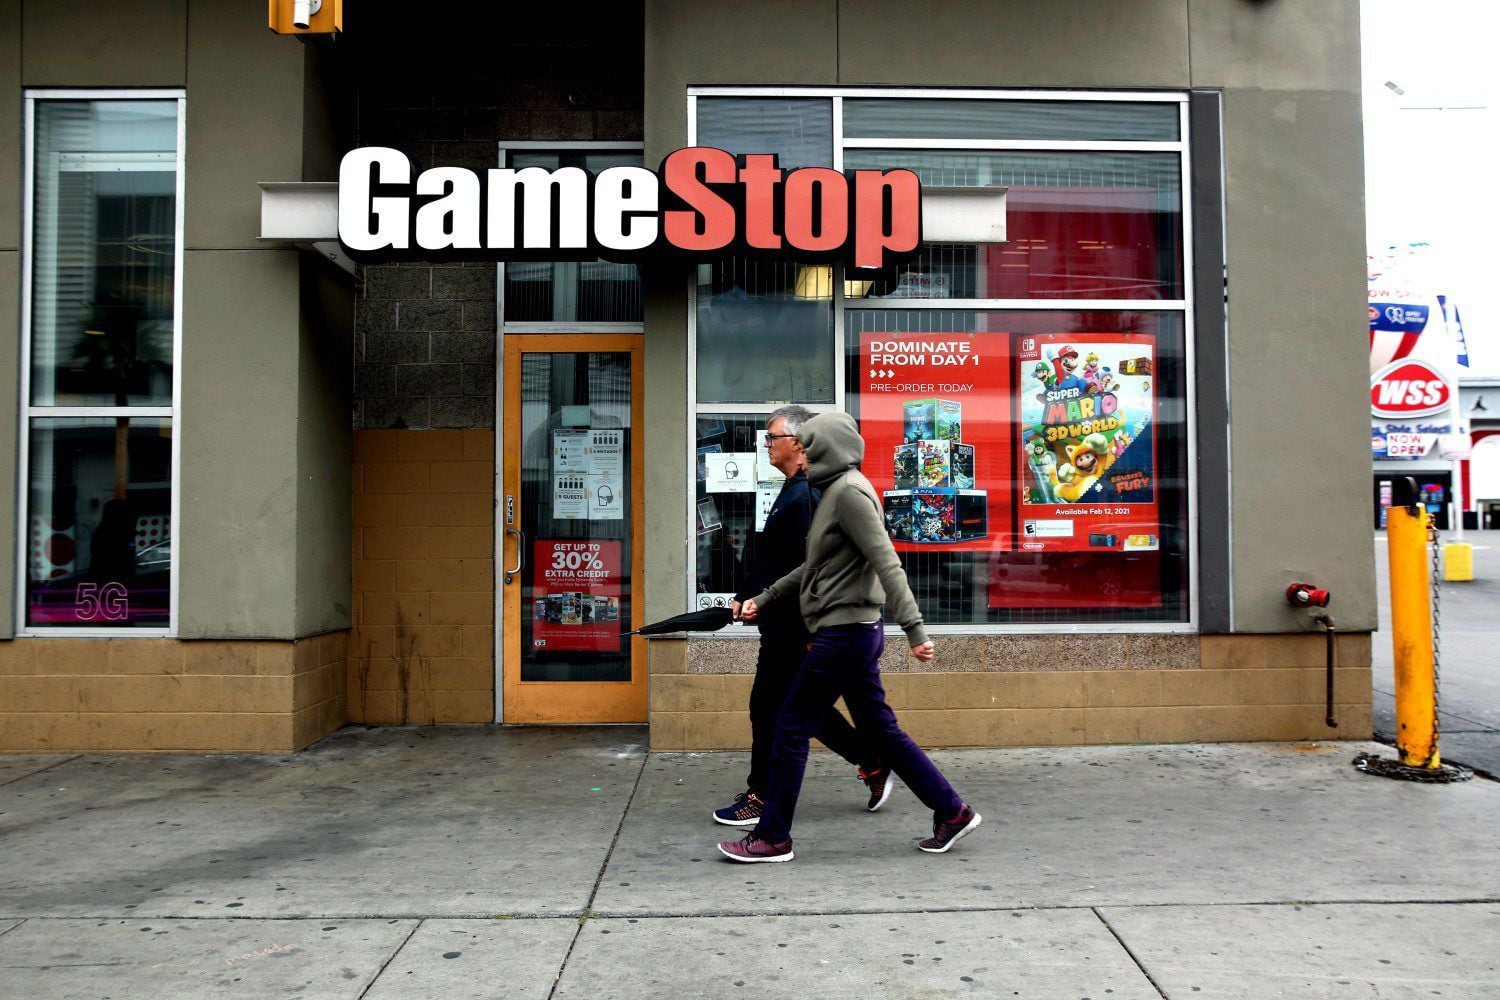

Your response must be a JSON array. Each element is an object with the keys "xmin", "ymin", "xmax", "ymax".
[
  {"xmin": 695, "ymin": 98, "xmax": 833, "ymax": 167},
  {"xmin": 845, "ymin": 309, "xmax": 1189, "ymax": 625},
  {"xmin": 846, "ymin": 150, "xmax": 1183, "ymax": 300},
  {"xmin": 693, "ymin": 413, "xmax": 789, "ymax": 607},
  {"xmin": 844, "ymin": 98, "xmax": 1180, "ymax": 142},
  {"xmin": 26, "ymin": 417, "xmax": 172, "ymax": 628},
  {"xmin": 696, "ymin": 259, "xmax": 835, "ymax": 404},
  {"xmin": 30, "ymin": 101, "xmax": 178, "ymax": 406},
  {"xmin": 503, "ymin": 151, "xmax": 643, "ymax": 322}
]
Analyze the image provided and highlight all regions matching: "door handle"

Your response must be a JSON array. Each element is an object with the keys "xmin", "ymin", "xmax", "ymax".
[{"xmin": 505, "ymin": 527, "xmax": 524, "ymax": 584}]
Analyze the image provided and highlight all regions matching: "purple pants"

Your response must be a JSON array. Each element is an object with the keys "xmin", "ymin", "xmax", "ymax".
[{"xmin": 754, "ymin": 622, "xmax": 964, "ymax": 843}]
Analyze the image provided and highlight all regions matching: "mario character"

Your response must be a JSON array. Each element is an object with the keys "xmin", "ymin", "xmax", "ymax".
[
  {"xmin": 1082, "ymin": 353, "xmax": 1118, "ymax": 394},
  {"xmin": 1051, "ymin": 462, "xmax": 1091, "ymax": 503},
  {"xmin": 1067, "ymin": 432, "xmax": 1118, "ymax": 480},
  {"xmin": 1031, "ymin": 360, "xmax": 1057, "ymax": 403},
  {"xmin": 1110, "ymin": 430, "xmax": 1133, "ymax": 457},
  {"xmin": 1050, "ymin": 345, "xmax": 1088, "ymax": 392}
]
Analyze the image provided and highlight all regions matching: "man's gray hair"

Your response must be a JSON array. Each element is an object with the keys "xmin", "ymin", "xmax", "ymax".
[{"xmin": 768, "ymin": 405, "xmax": 816, "ymax": 436}]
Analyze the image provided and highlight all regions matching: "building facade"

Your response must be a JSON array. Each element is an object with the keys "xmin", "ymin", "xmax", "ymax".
[{"xmin": 0, "ymin": 0, "xmax": 1376, "ymax": 754}]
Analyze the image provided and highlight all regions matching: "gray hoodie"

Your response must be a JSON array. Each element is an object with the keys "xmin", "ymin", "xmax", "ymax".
[{"xmin": 750, "ymin": 412, "xmax": 929, "ymax": 648}]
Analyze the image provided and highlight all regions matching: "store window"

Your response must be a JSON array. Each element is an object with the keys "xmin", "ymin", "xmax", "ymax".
[
  {"xmin": 22, "ymin": 96, "xmax": 181, "ymax": 631},
  {"xmin": 501, "ymin": 148, "xmax": 644, "ymax": 323},
  {"xmin": 690, "ymin": 90, "xmax": 1194, "ymax": 628}
]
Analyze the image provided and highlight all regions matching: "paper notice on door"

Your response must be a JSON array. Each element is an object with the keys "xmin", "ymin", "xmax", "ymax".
[
  {"xmin": 755, "ymin": 431, "xmax": 786, "ymax": 482},
  {"xmin": 587, "ymin": 429, "xmax": 625, "ymax": 478},
  {"xmin": 553, "ymin": 475, "xmax": 588, "ymax": 520},
  {"xmin": 552, "ymin": 429, "xmax": 589, "ymax": 473},
  {"xmin": 705, "ymin": 452, "xmax": 755, "ymax": 492},
  {"xmin": 755, "ymin": 482, "xmax": 780, "ymax": 532},
  {"xmin": 587, "ymin": 474, "xmax": 623, "ymax": 520}
]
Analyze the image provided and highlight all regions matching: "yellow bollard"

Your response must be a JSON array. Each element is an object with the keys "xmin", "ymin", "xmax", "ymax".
[
  {"xmin": 1387, "ymin": 487, "xmax": 1440, "ymax": 769},
  {"xmin": 1442, "ymin": 542, "xmax": 1474, "ymax": 582}
]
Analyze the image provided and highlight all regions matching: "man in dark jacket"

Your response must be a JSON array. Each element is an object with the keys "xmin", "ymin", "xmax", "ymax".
[
  {"xmin": 721, "ymin": 411, "xmax": 980, "ymax": 862},
  {"xmin": 712, "ymin": 406, "xmax": 887, "ymax": 828}
]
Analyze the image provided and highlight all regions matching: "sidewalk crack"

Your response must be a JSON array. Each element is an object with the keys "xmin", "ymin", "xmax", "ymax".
[
  {"xmin": 356, "ymin": 918, "xmax": 423, "ymax": 999},
  {"xmin": 1092, "ymin": 907, "xmax": 1169, "ymax": 999},
  {"xmin": 0, "ymin": 756, "xmax": 82, "ymax": 790},
  {"xmin": 547, "ymin": 748, "xmax": 649, "ymax": 999}
]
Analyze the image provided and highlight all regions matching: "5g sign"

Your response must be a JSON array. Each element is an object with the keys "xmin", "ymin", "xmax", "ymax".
[{"xmin": 75, "ymin": 582, "xmax": 129, "ymax": 622}]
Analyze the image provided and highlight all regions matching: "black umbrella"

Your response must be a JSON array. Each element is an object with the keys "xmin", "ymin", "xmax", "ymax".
[{"xmin": 624, "ymin": 606, "xmax": 736, "ymax": 636}]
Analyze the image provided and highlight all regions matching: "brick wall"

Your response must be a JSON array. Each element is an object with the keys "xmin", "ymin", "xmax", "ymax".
[
  {"xmin": 647, "ymin": 634, "xmax": 1374, "ymax": 751},
  {"xmin": 351, "ymin": 12, "xmax": 643, "ymax": 430},
  {"xmin": 350, "ymin": 429, "xmax": 495, "ymax": 722},
  {"xmin": 0, "ymin": 633, "xmax": 347, "ymax": 753}
]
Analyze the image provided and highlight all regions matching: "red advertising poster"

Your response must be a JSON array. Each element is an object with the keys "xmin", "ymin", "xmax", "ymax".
[
  {"xmin": 531, "ymin": 540, "xmax": 622, "ymax": 652},
  {"xmin": 1013, "ymin": 332, "xmax": 1159, "ymax": 552},
  {"xmin": 858, "ymin": 332, "xmax": 1014, "ymax": 552}
]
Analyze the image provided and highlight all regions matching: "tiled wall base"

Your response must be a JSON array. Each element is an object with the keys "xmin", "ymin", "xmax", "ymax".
[
  {"xmin": 0, "ymin": 632, "xmax": 347, "ymax": 753},
  {"xmin": 647, "ymin": 633, "xmax": 1374, "ymax": 751}
]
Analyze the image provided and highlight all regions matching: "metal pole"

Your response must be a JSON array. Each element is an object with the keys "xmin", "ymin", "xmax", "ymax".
[{"xmin": 1387, "ymin": 477, "xmax": 1440, "ymax": 769}]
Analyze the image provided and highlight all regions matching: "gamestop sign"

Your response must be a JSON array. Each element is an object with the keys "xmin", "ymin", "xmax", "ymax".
[
  {"xmin": 1370, "ymin": 358, "xmax": 1453, "ymax": 419},
  {"xmin": 337, "ymin": 146, "xmax": 921, "ymax": 270}
]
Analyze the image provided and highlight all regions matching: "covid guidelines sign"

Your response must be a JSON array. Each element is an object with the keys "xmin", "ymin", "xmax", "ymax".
[{"xmin": 337, "ymin": 146, "xmax": 922, "ymax": 270}]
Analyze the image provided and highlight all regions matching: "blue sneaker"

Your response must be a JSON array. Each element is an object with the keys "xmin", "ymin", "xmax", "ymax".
[{"xmin": 713, "ymin": 791, "xmax": 764, "ymax": 827}]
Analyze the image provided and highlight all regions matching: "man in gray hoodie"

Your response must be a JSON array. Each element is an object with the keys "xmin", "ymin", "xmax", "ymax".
[{"xmin": 719, "ymin": 412, "xmax": 981, "ymax": 863}]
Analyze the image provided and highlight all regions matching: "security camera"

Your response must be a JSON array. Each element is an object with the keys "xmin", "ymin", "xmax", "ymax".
[{"xmin": 293, "ymin": 0, "xmax": 322, "ymax": 30}]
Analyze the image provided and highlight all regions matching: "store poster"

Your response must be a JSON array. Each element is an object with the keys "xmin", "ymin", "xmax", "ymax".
[
  {"xmin": 1014, "ymin": 333, "xmax": 1158, "ymax": 553},
  {"xmin": 858, "ymin": 332, "xmax": 1014, "ymax": 552},
  {"xmin": 532, "ymin": 539, "xmax": 622, "ymax": 651}
]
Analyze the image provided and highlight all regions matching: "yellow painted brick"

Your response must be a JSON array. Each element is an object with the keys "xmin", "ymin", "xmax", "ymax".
[
  {"xmin": 28, "ymin": 639, "xmax": 111, "ymax": 675},
  {"xmin": 460, "ymin": 625, "xmax": 494, "ymax": 658},
  {"xmin": 397, "ymin": 493, "xmax": 467, "ymax": 527},
  {"xmin": 362, "ymin": 593, "xmax": 431, "ymax": 627},
  {"xmin": 353, "ymin": 559, "xmax": 397, "ymax": 594},
  {"xmin": 429, "ymin": 460, "xmax": 493, "ymax": 495},
  {"xmin": 425, "ymin": 655, "xmax": 494, "ymax": 691},
  {"xmin": 353, "ymin": 493, "xmax": 398, "ymax": 528},
  {"xmin": 458, "ymin": 494, "xmax": 495, "ymax": 527},
  {"xmin": 885, "ymin": 673, "xmax": 946, "ymax": 710},
  {"xmin": 428, "ymin": 526, "xmax": 492, "ymax": 559},
  {"xmin": 354, "ymin": 429, "xmax": 402, "ymax": 462},
  {"xmin": 429, "ymin": 592, "xmax": 494, "ymax": 626},
  {"xmin": 1084, "ymin": 670, "xmax": 1163, "ymax": 708},
  {"xmin": 363, "ymin": 526, "xmax": 429, "ymax": 561},
  {"xmin": 648, "ymin": 640, "xmax": 688, "ymax": 676},
  {"xmin": 411, "ymin": 626, "xmax": 463, "ymax": 657},
  {"xmin": 1156, "ymin": 669, "xmax": 1234, "ymax": 706},
  {"xmin": 681, "ymin": 711, "xmax": 751, "ymax": 751},
  {"xmin": 648, "ymin": 711, "xmax": 685, "ymax": 751},
  {"xmin": 461, "ymin": 429, "xmax": 495, "ymax": 461},
  {"xmin": 0, "ymin": 712, "xmax": 296, "ymax": 754},
  {"xmin": 397, "ymin": 429, "xmax": 466, "ymax": 462},
  {"xmin": 293, "ymin": 695, "xmax": 347, "ymax": 749},
  {"xmin": 294, "ymin": 661, "xmax": 346, "ymax": 710},
  {"xmin": 395, "ymin": 559, "xmax": 464, "ymax": 595},
  {"xmin": 0, "ymin": 640, "xmax": 35, "ymax": 675},
  {"xmin": 430, "ymin": 689, "xmax": 493, "ymax": 723},
  {"xmin": 105, "ymin": 639, "xmax": 183, "ymax": 675},
  {"xmin": 459, "ymin": 559, "xmax": 494, "ymax": 594},
  {"xmin": 183, "ymin": 641, "xmax": 259, "ymax": 676},
  {"xmin": 257, "ymin": 642, "xmax": 296, "ymax": 676}
]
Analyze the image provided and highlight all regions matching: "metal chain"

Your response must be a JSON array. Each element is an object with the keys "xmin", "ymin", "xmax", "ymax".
[{"xmin": 1428, "ymin": 517, "xmax": 1442, "ymax": 759}]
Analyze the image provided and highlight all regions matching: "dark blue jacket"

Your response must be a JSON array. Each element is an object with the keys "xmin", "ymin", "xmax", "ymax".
[{"xmin": 734, "ymin": 470, "xmax": 819, "ymax": 637}]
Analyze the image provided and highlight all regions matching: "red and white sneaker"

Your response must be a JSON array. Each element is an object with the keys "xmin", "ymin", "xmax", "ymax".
[
  {"xmin": 717, "ymin": 832, "xmax": 794, "ymax": 863},
  {"xmin": 918, "ymin": 804, "xmax": 981, "ymax": 853},
  {"xmin": 860, "ymin": 767, "xmax": 894, "ymax": 812}
]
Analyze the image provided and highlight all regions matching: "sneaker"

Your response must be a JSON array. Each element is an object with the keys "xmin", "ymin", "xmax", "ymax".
[
  {"xmin": 859, "ymin": 767, "xmax": 894, "ymax": 812},
  {"xmin": 712, "ymin": 791, "xmax": 764, "ymax": 827},
  {"xmin": 717, "ymin": 832, "xmax": 794, "ymax": 863},
  {"xmin": 918, "ymin": 804, "xmax": 981, "ymax": 854}
]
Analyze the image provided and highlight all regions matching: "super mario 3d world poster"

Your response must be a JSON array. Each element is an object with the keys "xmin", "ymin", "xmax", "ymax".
[{"xmin": 1015, "ymin": 333, "xmax": 1158, "ymax": 553}]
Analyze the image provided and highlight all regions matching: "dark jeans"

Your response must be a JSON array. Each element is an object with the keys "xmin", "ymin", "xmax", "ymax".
[
  {"xmin": 755, "ymin": 622, "xmax": 964, "ymax": 843},
  {"xmin": 747, "ymin": 629, "xmax": 875, "ymax": 794}
]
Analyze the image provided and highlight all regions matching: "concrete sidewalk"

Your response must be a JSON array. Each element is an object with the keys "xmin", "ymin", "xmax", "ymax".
[{"xmin": 1, "ymin": 726, "xmax": 1497, "ymax": 998}]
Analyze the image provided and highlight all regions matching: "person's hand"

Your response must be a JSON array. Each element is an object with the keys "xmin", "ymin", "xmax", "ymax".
[
  {"xmin": 731, "ymin": 600, "xmax": 742, "ymax": 620},
  {"xmin": 910, "ymin": 641, "xmax": 935, "ymax": 663},
  {"xmin": 738, "ymin": 599, "xmax": 759, "ymax": 622}
]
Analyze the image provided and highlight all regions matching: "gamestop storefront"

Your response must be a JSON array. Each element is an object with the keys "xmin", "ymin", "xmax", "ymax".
[{"xmin": 1, "ymin": 2, "xmax": 1376, "ymax": 754}]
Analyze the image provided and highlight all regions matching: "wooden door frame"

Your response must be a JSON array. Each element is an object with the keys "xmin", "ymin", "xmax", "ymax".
[{"xmin": 498, "ymin": 333, "xmax": 647, "ymax": 724}]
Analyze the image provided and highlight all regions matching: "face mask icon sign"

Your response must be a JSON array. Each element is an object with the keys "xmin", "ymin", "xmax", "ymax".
[
  {"xmin": 596, "ymin": 483, "xmax": 615, "ymax": 507},
  {"xmin": 724, "ymin": 460, "xmax": 740, "ymax": 480}
]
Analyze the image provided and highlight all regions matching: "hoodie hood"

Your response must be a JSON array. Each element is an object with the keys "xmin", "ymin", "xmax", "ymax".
[{"xmin": 800, "ymin": 411, "xmax": 864, "ymax": 487}]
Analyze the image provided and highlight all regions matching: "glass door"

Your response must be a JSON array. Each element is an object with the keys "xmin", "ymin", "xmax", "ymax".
[{"xmin": 501, "ymin": 334, "xmax": 645, "ymax": 722}]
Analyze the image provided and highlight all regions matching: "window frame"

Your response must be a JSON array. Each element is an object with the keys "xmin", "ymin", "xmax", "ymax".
[
  {"xmin": 17, "ymin": 89, "xmax": 185, "ymax": 638},
  {"xmin": 685, "ymin": 87, "xmax": 1199, "ymax": 636}
]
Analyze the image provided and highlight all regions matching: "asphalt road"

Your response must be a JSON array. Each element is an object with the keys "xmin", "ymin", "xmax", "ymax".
[{"xmin": 1372, "ymin": 527, "xmax": 1500, "ymax": 775}]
